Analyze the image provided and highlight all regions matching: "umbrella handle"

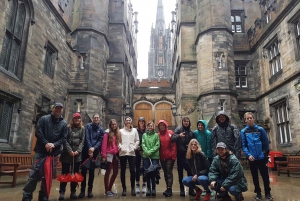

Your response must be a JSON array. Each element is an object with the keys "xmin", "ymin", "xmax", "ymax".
[
  {"xmin": 149, "ymin": 158, "xmax": 152, "ymax": 165},
  {"xmin": 72, "ymin": 156, "xmax": 75, "ymax": 175}
]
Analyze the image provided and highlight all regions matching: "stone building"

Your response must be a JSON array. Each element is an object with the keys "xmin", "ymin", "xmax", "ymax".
[
  {"xmin": 0, "ymin": 0, "xmax": 138, "ymax": 153},
  {"xmin": 172, "ymin": 0, "xmax": 300, "ymax": 154},
  {"xmin": 147, "ymin": 0, "xmax": 173, "ymax": 80}
]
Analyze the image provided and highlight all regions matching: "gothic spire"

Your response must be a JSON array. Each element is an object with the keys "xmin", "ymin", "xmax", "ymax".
[{"xmin": 155, "ymin": 0, "xmax": 165, "ymax": 34}]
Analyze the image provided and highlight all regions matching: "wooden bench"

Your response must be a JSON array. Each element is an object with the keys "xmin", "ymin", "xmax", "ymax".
[
  {"xmin": 276, "ymin": 155, "xmax": 300, "ymax": 177},
  {"xmin": 0, "ymin": 153, "xmax": 33, "ymax": 187}
]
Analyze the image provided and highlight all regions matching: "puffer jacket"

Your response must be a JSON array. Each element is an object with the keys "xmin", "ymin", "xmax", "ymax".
[
  {"xmin": 34, "ymin": 114, "xmax": 68, "ymax": 156},
  {"xmin": 211, "ymin": 111, "xmax": 241, "ymax": 159},
  {"xmin": 241, "ymin": 124, "xmax": 269, "ymax": 160},
  {"xmin": 187, "ymin": 152, "xmax": 209, "ymax": 176},
  {"xmin": 60, "ymin": 126, "xmax": 85, "ymax": 163},
  {"xmin": 158, "ymin": 120, "xmax": 177, "ymax": 160},
  {"xmin": 194, "ymin": 120, "xmax": 212, "ymax": 158},
  {"xmin": 209, "ymin": 154, "xmax": 248, "ymax": 193},
  {"xmin": 119, "ymin": 126, "xmax": 139, "ymax": 156},
  {"xmin": 142, "ymin": 130, "xmax": 160, "ymax": 159},
  {"xmin": 171, "ymin": 119, "xmax": 195, "ymax": 153}
]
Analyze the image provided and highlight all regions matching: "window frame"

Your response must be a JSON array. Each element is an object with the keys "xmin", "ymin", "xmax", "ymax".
[
  {"xmin": 44, "ymin": 42, "xmax": 58, "ymax": 78},
  {"xmin": 235, "ymin": 62, "xmax": 248, "ymax": 88},
  {"xmin": 231, "ymin": 10, "xmax": 244, "ymax": 33},
  {"xmin": 267, "ymin": 39, "xmax": 282, "ymax": 76},
  {"xmin": 295, "ymin": 20, "xmax": 300, "ymax": 58}
]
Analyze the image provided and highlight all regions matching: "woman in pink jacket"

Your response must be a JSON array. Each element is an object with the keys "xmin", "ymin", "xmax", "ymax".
[{"xmin": 101, "ymin": 119, "xmax": 121, "ymax": 196}]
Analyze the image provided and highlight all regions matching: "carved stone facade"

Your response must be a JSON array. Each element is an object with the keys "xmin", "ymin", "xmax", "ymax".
[
  {"xmin": 173, "ymin": 0, "xmax": 300, "ymax": 153},
  {"xmin": 0, "ymin": 0, "xmax": 138, "ymax": 152}
]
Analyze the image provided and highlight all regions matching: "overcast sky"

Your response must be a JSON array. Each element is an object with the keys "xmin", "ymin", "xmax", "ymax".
[{"xmin": 131, "ymin": 0, "xmax": 176, "ymax": 79}]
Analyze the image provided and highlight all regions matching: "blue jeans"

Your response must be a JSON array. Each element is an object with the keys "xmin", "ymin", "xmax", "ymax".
[
  {"xmin": 212, "ymin": 179, "xmax": 240, "ymax": 198},
  {"xmin": 182, "ymin": 175, "xmax": 209, "ymax": 191},
  {"xmin": 143, "ymin": 158, "xmax": 159, "ymax": 190}
]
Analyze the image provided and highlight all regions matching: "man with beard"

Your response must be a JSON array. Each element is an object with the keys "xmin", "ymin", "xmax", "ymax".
[
  {"xmin": 171, "ymin": 117, "xmax": 195, "ymax": 197},
  {"xmin": 211, "ymin": 111, "xmax": 241, "ymax": 159},
  {"xmin": 209, "ymin": 142, "xmax": 247, "ymax": 201}
]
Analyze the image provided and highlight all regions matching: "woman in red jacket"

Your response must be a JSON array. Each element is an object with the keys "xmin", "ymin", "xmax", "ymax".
[
  {"xmin": 158, "ymin": 120, "xmax": 177, "ymax": 197},
  {"xmin": 101, "ymin": 119, "xmax": 121, "ymax": 196}
]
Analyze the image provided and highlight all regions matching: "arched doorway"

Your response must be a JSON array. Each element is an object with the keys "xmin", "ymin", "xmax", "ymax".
[
  {"xmin": 155, "ymin": 102, "xmax": 172, "ymax": 127},
  {"xmin": 134, "ymin": 102, "xmax": 152, "ymax": 127}
]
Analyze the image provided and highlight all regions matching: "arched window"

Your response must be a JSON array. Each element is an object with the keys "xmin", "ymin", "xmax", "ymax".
[{"xmin": 0, "ymin": 0, "xmax": 32, "ymax": 79}]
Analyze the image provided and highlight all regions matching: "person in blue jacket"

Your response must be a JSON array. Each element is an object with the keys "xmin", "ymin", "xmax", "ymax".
[
  {"xmin": 241, "ymin": 112, "xmax": 273, "ymax": 201},
  {"xmin": 79, "ymin": 113, "xmax": 104, "ymax": 198}
]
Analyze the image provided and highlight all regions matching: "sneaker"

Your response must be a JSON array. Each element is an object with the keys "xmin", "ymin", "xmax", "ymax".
[
  {"xmin": 141, "ymin": 185, "xmax": 147, "ymax": 196},
  {"xmin": 255, "ymin": 193, "xmax": 262, "ymax": 200},
  {"xmin": 106, "ymin": 191, "xmax": 114, "ymax": 197},
  {"xmin": 189, "ymin": 188, "xmax": 196, "ymax": 196},
  {"xmin": 265, "ymin": 194, "xmax": 274, "ymax": 200},
  {"xmin": 210, "ymin": 190, "xmax": 215, "ymax": 197},
  {"xmin": 87, "ymin": 191, "xmax": 93, "ymax": 198},
  {"xmin": 202, "ymin": 191, "xmax": 206, "ymax": 196},
  {"xmin": 135, "ymin": 184, "xmax": 140, "ymax": 196},
  {"xmin": 180, "ymin": 188, "xmax": 185, "ymax": 197},
  {"xmin": 58, "ymin": 192, "xmax": 65, "ymax": 200},
  {"xmin": 204, "ymin": 191, "xmax": 211, "ymax": 201},
  {"xmin": 78, "ymin": 192, "xmax": 85, "ymax": 198},
  {"xmin": 195, "ymin": 189, "xmax": 202, "ymax": 200},
  {"xmin": 131, "ymin": 188, "xmax": 136, "ymax": 196}
]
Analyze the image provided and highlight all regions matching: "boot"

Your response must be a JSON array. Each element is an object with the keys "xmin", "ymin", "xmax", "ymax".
[
  {"xmin": 151, "ymin": 189, "xmax": 156, "ymax": 196},
  {"xmin": 164, "ymin": 187, "xmax": 172, "ymax": 197},
  {"xmin": 146, "ymin": 188, "xmax": 152, "ymax": 196},
  {"xmin": 189, "ymin": 188, "xmax": 196, "ymax": 196},
  {"xmin": 131, "ymin": 188, "xmax": 136, "ymax": 196},
  {"xmin": 180, "ymin": 186, "xmax": 185, "ymax": 197},
  {"xmin": 87, "ymin": 191, "xmax": 93, "ymax": 198},
  {"xmin": 195, "ymin": 188, "xmax": 202, "ymax": 200},
  {"xmin": 78, "ymin": 186, "xmax": 85, "ymax": 198},
  {"xmin": 122, "ymin": 188, "xmax": 126, "ymax": 196},
  {"xmin": 58, "ymin": 192, "xmax": 65, "ymax": 200},
  {"xmin": 70, "ymin": 192, "xmax": 78, "ymax": 199}
]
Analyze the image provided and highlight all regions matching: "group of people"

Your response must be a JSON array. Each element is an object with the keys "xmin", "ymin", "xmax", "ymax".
[{"xmin": 21, "ymin": 102, "xmax": 273, "ymax": 201}]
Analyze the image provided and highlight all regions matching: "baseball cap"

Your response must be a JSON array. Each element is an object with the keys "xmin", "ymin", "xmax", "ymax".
[
  {"xmin": 53, "ymin": 102, "xmax": 63, "ymax": 108},
  {"xmin": 216, "ymin": 142, "xmax": 227, "ymax": 149},
  {"xmin": 73, "ymin": 113, "xmax": 81, "ymax": 118}
]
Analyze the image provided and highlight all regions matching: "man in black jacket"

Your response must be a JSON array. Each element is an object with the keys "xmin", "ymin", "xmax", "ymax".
[
  {"xmin": 22, "ymin": 102, "xmax": 68, "ymax": 201},
  {"xmin": 171, "ymin": 117, "xmax": 195, "ymax": 197}
]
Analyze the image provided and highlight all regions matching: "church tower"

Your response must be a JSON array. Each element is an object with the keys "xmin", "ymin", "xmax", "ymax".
[{"xmin": 148, "ymin": 0, "xmax": 172, "ymax": 79}]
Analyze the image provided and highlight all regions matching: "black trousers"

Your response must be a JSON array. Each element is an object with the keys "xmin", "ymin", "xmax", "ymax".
[
  {"xmin": 249, "ymin": 159, "xmax": 271, "ymax": 195},
  {"xmin": 120, "ymin": 155, "xmax": 136, "ymax": 189},
  {"xmin": 160, "ymin": 159, "xmax": 175, "ymax": 188},
  {"xmin": 59, "ymin": 161, "xmax": 80, "ymax": 193},
  {"xmin": 135, "ymin": 150, "xmax": 146, "ymax": 182}
]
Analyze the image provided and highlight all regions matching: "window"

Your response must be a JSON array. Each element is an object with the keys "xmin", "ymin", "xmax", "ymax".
[
  {"xmin": 0, "ymin": 99, "xmax": 14, "ymax": 143},
  {"xmin": 44, "ymin": 42, "xmax": 58, "ymax": 78},
  {"xmin": 235, "ymin": 63, "xmax": 247, "ymax": 88},
  {"xmin": 231, "ymin": 11, "xmax": 244, "ymax": 33},
  {"xmin": 274, "ymin": 102, "xmax": 292, "ymax": 144},
  {"xmin": 267, "ymin": 40, "xmax": 282, "ymax": 76},
  {"xmin": 0, "ymin": 0, "xmax": 27, "ymax": 77},
  {"xmin": 295, "ymin": 20, "xmax": 300, "ymax": 58},
  {"xmin": 261, "ymin": 0, "xmax": 272, "ymax": 24}
]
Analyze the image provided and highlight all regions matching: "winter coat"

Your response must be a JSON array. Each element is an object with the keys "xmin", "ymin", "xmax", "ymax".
[
  {"xmin": 83, "ymin": 123, "xmax": 104, "ymax": 157},
  {"xmin": 101, "ymin": 132, "xmax": 119, "ymax": 158},
  {"xmin": 142, "ymin": 130, "xmax": 160, "ymax": 159},
  {"xmin": 158, "ymin": 120, "xmax": 177, "ymax": 160},
  {"xmin": 34, "ymin": 114, "xmax": 68, "ymax": 156},
  {"xmin": 60, "ymin": 126, "xmax": 85, "ymax": 163},
  {"xmin": 209, "ymin": 154, "xmax": 248, "ymax": 193},
  {"xmin": 211, "ymin": 111, "xmax": 241, "ymax": 159},
  {"xmin": 171, "ymin": 120, "xmax": 195, "ymax": 153},
  {"xmin": 136, "ymin": 119, "xmax": 146, "ymax": 151},
  {"xmin": 241, "ymin": 124, "xmax": 269, "ymax": 160},
  {"xmin": 186, "ymin": 152, "xmax": 209, "ymax": 176},
  {"xmin": 119, "ymin": 126, "xmax": 139, "ymax": 156},
  {"xmin": 194, "ymin": 120, "xmax": 212, "ymax": 158}
]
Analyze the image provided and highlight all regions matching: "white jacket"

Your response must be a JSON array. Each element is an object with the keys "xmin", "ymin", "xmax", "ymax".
[{"xmin": 119, "ymin": 127, "xmax": 139, "ymax": 156}]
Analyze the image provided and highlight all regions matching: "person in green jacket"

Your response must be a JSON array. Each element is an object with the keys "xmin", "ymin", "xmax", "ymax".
[
  {"xmin": 209, "ymin": 142, "xmax": 247, "ymax": 201},
  {"xmin": 142, "ymin": 121, "xmax": 160, "ymax": 197}
]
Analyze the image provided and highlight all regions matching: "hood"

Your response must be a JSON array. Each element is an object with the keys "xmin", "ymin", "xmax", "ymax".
[
  {"xmin": 197, "ymin": 120, "xmax": 208, "ymax": 131},
  {"xmin": 215, "ymin": 111, "xmax": 230, "ymax": 124},
  {"xmin": 157, "ymin": 120, "xmax": 169, "ymax": 131}
]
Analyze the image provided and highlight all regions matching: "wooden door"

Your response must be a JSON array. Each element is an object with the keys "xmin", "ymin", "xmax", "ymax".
[
  {"xmin": 155, "ymin": 102, "xmax": 172, "ymax": 126},
  {"xmin": 134, "ymin": 103, "xmax": 152, "ymax": 127}
]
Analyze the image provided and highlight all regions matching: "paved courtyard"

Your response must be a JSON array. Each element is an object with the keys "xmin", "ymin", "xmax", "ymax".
[{"xmin": 0, "ymin": 168, "xmax": 300, "ymax": 201}]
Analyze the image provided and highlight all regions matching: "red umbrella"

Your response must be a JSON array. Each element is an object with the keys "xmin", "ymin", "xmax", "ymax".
[
  {"xmin": 43, "ymin": 156, "xmax": 54, "ymax": 199},
  {"xmin": 57, "ymin": 156, "xmax": 84, "ymax": 183}
]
